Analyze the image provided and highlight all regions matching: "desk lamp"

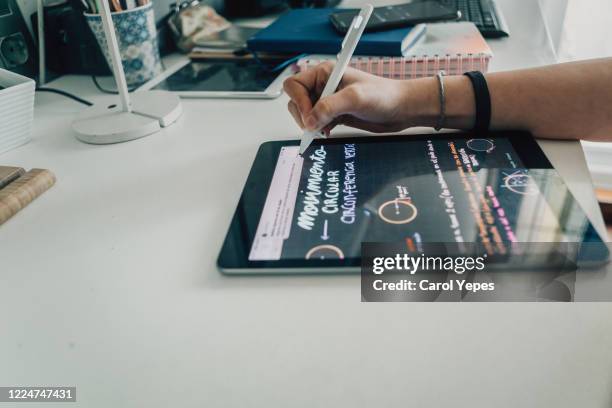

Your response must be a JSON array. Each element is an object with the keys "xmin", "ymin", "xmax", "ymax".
[{"xmin": 71, "ymin": 0, "xmax": 182, "ymax": 144}]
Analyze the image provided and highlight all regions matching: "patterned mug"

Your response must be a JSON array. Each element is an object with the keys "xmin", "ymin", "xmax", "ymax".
[{"xmin": 85, "ymin": 3, "xmax": 162, "ymax": 87}]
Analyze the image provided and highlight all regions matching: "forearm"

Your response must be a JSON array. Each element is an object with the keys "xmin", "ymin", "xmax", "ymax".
[{"xmin": 406, "ymin": 58, "xmax": 612, "ymax": 141}]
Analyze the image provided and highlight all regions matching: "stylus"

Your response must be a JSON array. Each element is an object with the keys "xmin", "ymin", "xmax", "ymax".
[{"xmin": 298, "ymin": 4, "xmax": 374, "ymax": 156}]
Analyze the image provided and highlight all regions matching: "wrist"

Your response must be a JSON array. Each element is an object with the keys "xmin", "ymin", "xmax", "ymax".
[
  {"xmin": 443, "ymin": 75, "xmax": 477, "ymax": 129},
  {"xmin": 399, "ymin": 77, "xmax": 439, "ymax": 128},
  {"xmin": 399, "ymin": 75, "xmax": 477, "ymax": 130}
]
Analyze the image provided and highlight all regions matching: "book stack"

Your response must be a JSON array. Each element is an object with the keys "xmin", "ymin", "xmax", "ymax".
[
  {"xmin": 245, "ymin": 8, "xmax": 492, "ymax": 80},
  {"xmin": 296, "ymin": 22, "xmax": 493, "ymax": 79}
]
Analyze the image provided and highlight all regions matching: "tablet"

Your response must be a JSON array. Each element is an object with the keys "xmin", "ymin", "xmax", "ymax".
[
  {"xmin": 140, "ymin": 58, "xmax": 293, "ymax": 99},
  {"xmin": 217, "ymin": 132, "xmax": 608, "ymax": 274}
]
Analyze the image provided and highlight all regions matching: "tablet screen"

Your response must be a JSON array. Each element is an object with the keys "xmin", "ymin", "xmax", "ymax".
[
  {"xmin": 244, "ymin": 135, "xmax": 602, "ymax": 263},
  {"xmin": 218, "ymin": 133, "xmax": 606, "ymax": 270},
  {"xmin": 152, "ymin": 59, "xmax": 286, "ymax": 93}
]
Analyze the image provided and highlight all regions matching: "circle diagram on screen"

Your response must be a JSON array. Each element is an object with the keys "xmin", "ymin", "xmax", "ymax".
[
  {"xmin": 503, "ymin": 173, "xmax": 539, "ymax": 195},
  {"xmin": 377, "ymin": 199, "xmax": 418, "ymax": 224},
  {"xmin": 305, "ymin": 245, "xmax": 345, "ymax": 260},
  {"xmin": 467, "ymin": 138, "xmax": 495, "ymax": 153}
]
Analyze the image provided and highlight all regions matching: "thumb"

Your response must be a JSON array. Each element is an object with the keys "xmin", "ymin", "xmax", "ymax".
[{"xmin": 304, "ymin": 88, "xmax": 356, "ymax": 131}]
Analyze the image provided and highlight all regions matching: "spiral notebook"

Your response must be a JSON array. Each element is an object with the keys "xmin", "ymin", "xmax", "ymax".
[{"xmin": 297, "ymin": 22, "xmax": 493, "ymax": 79}]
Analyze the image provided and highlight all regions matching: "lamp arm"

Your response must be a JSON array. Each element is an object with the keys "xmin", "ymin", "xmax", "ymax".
[
  {"xmin": 37, "ymin": 0, "xmax": 45, "ymax": 85},
  {"xmin": 98, "ymin": 0, "xmax": 132, "ymax": 113}
]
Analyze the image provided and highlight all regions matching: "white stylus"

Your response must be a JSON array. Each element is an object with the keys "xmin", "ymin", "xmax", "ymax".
[{"xmin": 298, "ymin": 4, "xmax": 374, "ymax": 156}]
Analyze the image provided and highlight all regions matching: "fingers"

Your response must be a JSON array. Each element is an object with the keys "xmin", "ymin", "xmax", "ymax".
[
  {"xmin": 283, "ymin": 74, "xmax": 314, "ymax": 122},
  {"xmin": 283, "ymin": 63, "xmax": 334, "ymax": 125},
  {"xmin": 287, "ymin": 101, "xmax": 304, "ymax": 129},
  {"xmin": 304, "ymin": 87, "xmax": 358, "ymax": 131},
  {"xmin": 284, "ymin": 63, "xmax": 384, "ymax": 133}
]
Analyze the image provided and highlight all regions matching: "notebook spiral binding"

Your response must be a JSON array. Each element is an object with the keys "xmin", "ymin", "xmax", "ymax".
[{"xmin": 298, "ymin": 54, "xmax": 491, "ymax": 79}]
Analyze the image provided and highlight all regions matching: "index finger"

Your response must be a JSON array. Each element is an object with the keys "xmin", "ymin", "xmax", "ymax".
[
  {"xmin": 283, "ymin": 70, "xmax": 316, "ymax": 118},
  {"xmin": 283, "ymin": 63, "xmax": 333, "ymax": 118}
]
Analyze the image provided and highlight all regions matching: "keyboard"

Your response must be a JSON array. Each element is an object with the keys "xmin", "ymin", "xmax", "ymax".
[{"xmin": 435, "ymin": 0, "xmax": 509, "ymax": 38}]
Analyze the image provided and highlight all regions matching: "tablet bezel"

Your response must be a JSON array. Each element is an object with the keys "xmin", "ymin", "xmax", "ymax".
[
  {"xmin": 217, "ymin": 131, "xmax": 605, "ymax": 273},
  {"xmin": 139, "ymin": 59, "xmax": 292, "ymax": 99}
]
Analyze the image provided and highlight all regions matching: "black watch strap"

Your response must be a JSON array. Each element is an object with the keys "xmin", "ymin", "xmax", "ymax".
[{"xmin": 464, "ymin": 71, "xmax": 491, "ymax": 135}]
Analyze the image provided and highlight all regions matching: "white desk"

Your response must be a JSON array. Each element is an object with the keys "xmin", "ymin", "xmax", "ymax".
[{"xmin": 2, "ymin": 1, "xmax": 612, "ymax": 407}]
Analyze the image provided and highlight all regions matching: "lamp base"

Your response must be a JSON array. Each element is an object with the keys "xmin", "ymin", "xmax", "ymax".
[{"xmin": 72, "ymin": 91, "xmax": 182, "ymax": 144}]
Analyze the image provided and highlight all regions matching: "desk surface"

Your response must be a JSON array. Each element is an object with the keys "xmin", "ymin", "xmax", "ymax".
[{"xmin": 2, "ymin": 0, "xmax": 612, "ymax": 407}]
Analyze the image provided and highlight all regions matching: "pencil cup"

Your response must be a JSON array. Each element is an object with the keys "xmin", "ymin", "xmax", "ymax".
[{"xmin": 85, "ymin": 3, "xmax": 162, "ymax": 87}]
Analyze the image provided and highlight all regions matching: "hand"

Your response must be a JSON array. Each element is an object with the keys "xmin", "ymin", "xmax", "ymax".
[{"xmin": 283, "ymin": 62, "xmax": 438, "ymax": 135}]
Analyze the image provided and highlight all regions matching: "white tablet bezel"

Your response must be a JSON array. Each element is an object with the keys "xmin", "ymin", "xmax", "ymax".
[{"xmin": 138, "ymin": 59, "xmax": 292, "ymax": 99}]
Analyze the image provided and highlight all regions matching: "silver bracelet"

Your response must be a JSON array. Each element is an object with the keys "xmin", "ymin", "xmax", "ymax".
[{"xmin": 434, "ymin": 71, "xmax": 446, "ymax": 131}]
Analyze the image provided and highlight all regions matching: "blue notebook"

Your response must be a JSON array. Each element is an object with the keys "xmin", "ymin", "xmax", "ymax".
[{"xmin": 247, "ymin": 8, "xmax": 426, "ymax": 57}]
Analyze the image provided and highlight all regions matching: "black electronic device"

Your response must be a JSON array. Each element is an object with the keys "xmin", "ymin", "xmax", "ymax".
[
  {"xmin": 218, "ymin": 132, "xmax": 608, "ymax": 274},
  {"xmin": 223, "ymin": 0, "xmax": 341, "ymax": 18},
  {"xmin": 330, "ymin": 1, "xmax": 460, "ymax": 34},
  {"xmin": 0, "ymin": 0, "xmax": 36, "ymax": 77},
  {"xmin": 142, "ymin": 57, "xmax": 292, "ymax": 98},
  {"xmin": 287, "ymin": 0, "xmax": 341, "ymax": 8},
  {"xmin": 431, "ymin": 0, "xmax": 509, "ymax": 38},
  {"xmin": 224, "ymin": 0, "xmax": 284, "ymax": 17}
]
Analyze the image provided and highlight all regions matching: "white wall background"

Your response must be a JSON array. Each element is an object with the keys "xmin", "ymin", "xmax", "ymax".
[
  {"xmin": 553, "ymin": 0, "xmax": 612, "ymax": 61},
  {"xmin": 552, "ymin": 0, "xmax": 612, "ymax": 188}
]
